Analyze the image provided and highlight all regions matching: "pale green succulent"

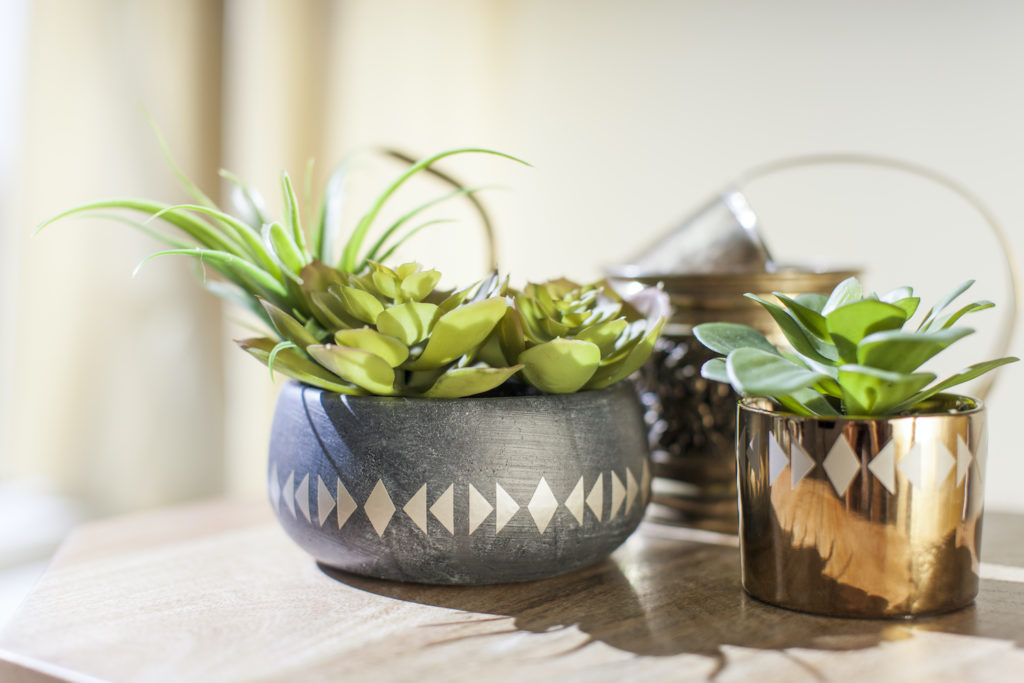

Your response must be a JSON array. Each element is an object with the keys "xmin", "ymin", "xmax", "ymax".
[
  {"xmin": 238, "ymin": 261, "xmax": 524, "ymax": 397},
  {"xmin": 695, "ymin": 277, "xmax": 1018, "ymax": 416},
  {"xmin": 478, "ymin": 279, "xmax": 667, "ymax": 394}
]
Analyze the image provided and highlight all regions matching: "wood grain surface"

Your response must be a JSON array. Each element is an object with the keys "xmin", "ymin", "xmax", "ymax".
[{"xmin": 1, "ymin": 500, "xmax": 1023, "ymax": 682}]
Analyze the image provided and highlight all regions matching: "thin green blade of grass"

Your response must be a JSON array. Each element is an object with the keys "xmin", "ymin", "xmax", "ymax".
[
  {"xmin": 341, "ymin": 148, "xmax": 530, "ymax": 272},
  {"xmin": 133, "ymin": 248, "xmax": 288, "ymax": 298},
  {"xmin": 38, "ymin": 199, "xmax": 243, "ymax": 255},
  {"xmin": 281, "ymin": 172, "xmax": 311, "ymax": 261},
  {"xmin": 374, "ymin": 219, "xmax": 457, "ymax": 265},
  {"xmin": 149, "ymin": 203, "xmax": 282, "ymax": 279},
  {"xmin": 363, "ymin": 186, "xmax": 492, "ymax": 266}
]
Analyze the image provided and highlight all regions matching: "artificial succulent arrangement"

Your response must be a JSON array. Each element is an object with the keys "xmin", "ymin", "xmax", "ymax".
[
  {"xmin": 42, "ymin": 146, "xmax": 665, "ymax": 398},
  {"xmin": 694, "ymin": 277, "xmax": 1017, "ymax": 417}
]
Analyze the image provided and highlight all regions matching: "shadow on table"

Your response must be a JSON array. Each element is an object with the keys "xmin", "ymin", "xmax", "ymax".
[{"xmin": 320, "ymin": 534, "xmax": 1024, "ymax": 675}]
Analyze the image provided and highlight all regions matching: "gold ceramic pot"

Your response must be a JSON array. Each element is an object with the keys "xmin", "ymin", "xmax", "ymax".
[{"xmin": 737, "ymin": 396, "xmax": 986, "ymax": 618}]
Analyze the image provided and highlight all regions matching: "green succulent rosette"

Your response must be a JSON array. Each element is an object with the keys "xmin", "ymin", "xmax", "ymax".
[{"xmin": 484, "ymin": 278, "xmax": 667, "ymax": 394}]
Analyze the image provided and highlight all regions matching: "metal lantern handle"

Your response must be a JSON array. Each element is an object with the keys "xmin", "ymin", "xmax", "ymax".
[{"xmin": 734, "ymin": 152, "xmax": 1020, "ymax": 400}]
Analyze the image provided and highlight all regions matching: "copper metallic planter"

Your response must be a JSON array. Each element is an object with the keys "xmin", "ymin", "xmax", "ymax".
[{"xmin": 737, "ymin": 397, "xmax": 986, "ymax": 618}]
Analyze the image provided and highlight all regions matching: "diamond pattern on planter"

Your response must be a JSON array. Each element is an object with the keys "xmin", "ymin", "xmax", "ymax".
[
  {"xmin": 528, "ymin": 477, "xmax": 558, "ymax": 533},
  {"xmin": 364, "ymin": 480, "xmax": 396, "ymax": 537},
  {"xmin": 933, "ymin": 441, "xmax": 956, "ymax": 489},
  {"xmin": 748, "ymin": 433, "xmax": 762, "ymax": 478},
  {"xmin": 586, "ymin": 474, "xmax": 604, "ymax": 522},
  {"xmin": 316, "ymin": 475, "xmax": 335, "ymax": 527},
  {"xmin": 625, "ymin": 468, "xmax": 639, "ymax": 513},
  {"xmin": 898, "ymin": 443, "xmax": 924, "ymax": 489},
  {"xmin": 281, "ymin": 471, "xmax": 296, "ymax": 518},
  {"xmin": 957, "ymin": 435, "xmax": 973, "ymax": 486},
  {"xmin": 295, "ymin": 474, "xmax": 311, "ymax": 524},
  {"xmin": 609, "ymin": 471, "xmax": 626, "ymax": 519},
  {"xmin": 430, "ymin": 484, "xmax": 455, "ymax": 535},
  {"xmin": 336, "ymin": 478, "xmax": 357, "ymax": 529},
  {"xmin": 823, "ymin": 436, "xmax": 860, "ymax": 497},
  {"xmin": 768, "ymin": 433, "xmax": 788, "ymax": 485},
  {"xmin": 495, "ymin": 483, "xmax": 519, "ymax": 533},
  {"xmin": 565, "ymin": 477, "xmax": 585, "ymax": 525},
  {"xmin": 790, "ymin": 440, "xmax": 815, "ymax": 487},
  {"xmin": 403, "ymin": 484, "xmax": 428, "ymax": 534},
  {"xmin": 468, "ymin": 484, "xmax": 493, "ymax": 535},
  {"xmin": 869, "ymin": 441, "xmax": 897, "ymax": 495}
]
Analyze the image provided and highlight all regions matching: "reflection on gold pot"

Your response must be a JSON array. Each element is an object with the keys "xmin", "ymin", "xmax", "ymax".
[{"xmin": 737, "ymin": 396, "xmax": 986, "ymax": 618}]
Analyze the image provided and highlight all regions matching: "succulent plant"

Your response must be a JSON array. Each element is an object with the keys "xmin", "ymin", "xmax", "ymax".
[
  {"xmin": 483, "ymin": 279, "xmax": 667, "ymax": 394},
  {"xmin": 694, "ymin": 277, "xmax": 1018, "ymax": 417},
  {"xmin": 42, "ymin": 141, "xmax": 667, "ymax": 397}
]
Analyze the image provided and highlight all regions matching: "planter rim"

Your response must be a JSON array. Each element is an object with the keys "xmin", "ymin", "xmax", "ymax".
[
  {"xmin": 284, "ymin": 379, "xmax": 632, "ymax": 406},
  {"xmin": 738, "ymin": 393, "xmax": 983, "ymax": 421}
]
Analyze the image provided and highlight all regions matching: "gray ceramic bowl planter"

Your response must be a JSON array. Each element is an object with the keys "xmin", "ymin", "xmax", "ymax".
[{"xmin": 267, "ymin": 380, "xmax": 652, "ymax": 584}]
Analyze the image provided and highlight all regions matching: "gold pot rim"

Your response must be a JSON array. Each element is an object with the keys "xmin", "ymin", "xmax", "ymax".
[{"xmin": 738, "ymin": 394, "xmax": 984, "ymax": 421}]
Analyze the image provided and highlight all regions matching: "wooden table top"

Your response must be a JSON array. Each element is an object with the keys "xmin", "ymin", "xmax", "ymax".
[{"xmin": 2, "ymin": 499, "xmax": 1023, "ymax": 682}]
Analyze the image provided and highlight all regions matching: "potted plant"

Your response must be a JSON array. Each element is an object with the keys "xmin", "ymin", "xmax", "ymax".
[
  {"xmin": 694, "ymin": 277, "xmax": 1016, "ymax": 617},
  {"xmin": 43, "ymin": 147, "xmax": 667, "ymax": 584}
]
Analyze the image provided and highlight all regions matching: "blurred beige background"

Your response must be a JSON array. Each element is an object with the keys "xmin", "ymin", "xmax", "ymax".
[{"xmin": 2, "ymin": 0, "xmax": 1023, "ymax": 529}]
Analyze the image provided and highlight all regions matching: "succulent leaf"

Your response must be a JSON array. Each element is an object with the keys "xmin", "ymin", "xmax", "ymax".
[
  {"xmin": 400, "ymin": 269, "xmax": 442, "ymax": 302},
  {"xmin": 519, "ymin": 338, "xmax": 601, "ymax": 394},
  {"xmin": 693, "ymin": 322, "xmax": 778, "ymax": 357},
  {"xmin": 821, "ymin": 276, "xmax": 863, "ymax": 314},
  {"xmin": 376, "ymin": 302, "xmax": 438, "ymax": 346},
  {"xmin": 307, "ymin": 344, "xmax": 397, "ymax": 395},
  {"xmin": 837, "ymin": 365, "xmax": 935, "ymax": 416},
  {"xmin": 407, "ymin": 297, "xmax": 508, "ymax": 370},
  {"xmin": 237, "ymin": 337, "xmax": 363, "ymax": 394},
  {"xmin": 421, "ymin": 364, "xmax": 524, "ymax": 398},
  {"xmin": 260, "ymin": 299, "xmax": 320, "ymax": 349},
  {"xmin": 725, "ymin": 348, "xmax": 832, "ymax": 397},
  {"xmin": 856, "ymin": 327, "xmax": 973, "ymax": 374},
  {"xmin": 335, "ymin": 285, "xmax": 385, "ymax": 324},
  {"xmin": 334, "ymin": 328, "xmax": 409, "ymax": 367},
  {"xmin": 824, "ymin": 300, "xmax": 907, "ymax": 363}
]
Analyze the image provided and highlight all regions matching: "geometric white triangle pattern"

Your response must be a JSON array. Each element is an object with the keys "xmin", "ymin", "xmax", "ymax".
[
  {"xmin": 495, "ymin": 483, "xmax": 519, "ymax": 533},
  {"xmin": 586, "ymin": 474, "xmax": 604, "ymax": 522},
  {"xmin": 403, "ymin": 484, "xmax": 428, "ymax": 534},
  {"xmin": 468, "ymin": 484, "xmax": 493, "ymax": 535},
  {"xmin": 976, "ymin": 424, "xmax": 989, "ymax": 482},
  {"xmin": 565, "ymin": 477, "xmax": 585, "ymax": 525},
  {"xmin": 956, "ymin": 435, "xmax": 973, "ymax": 486},
  {"xmin": 430, "ymin": 484, "xmax": 455, "ymax": 535},
  {"xmin": 281, "ymin": 471, "xmax": 296, "ymax": 518},
  {"xmin": 625, "ymin": 468, "xmax": 639, "ymax": 513},
  {"xmin": 527, "ymin": 477, "xmax": 559, "ymax": 534},
  {"xmin": 868, "ymin": 441, "xmax": 897, "ymax": 495},
  {"xmin": 748, "ymin": 434, "xmax": 762, "ymax": 478},
  {"xmin": 316, "ymin": 475, "xmax": 335, "ymax": 527},
  {"xmin": 823, "ymin": 436, "xmax": 860, "ymax": 497},
  {"xmin": 609, "ymin": 471, "xmax": 626, "ymax": 519},
  {"xmin": 336, "ymin": 479, "xmax": 357, "ymax": 529},
  {"xmin": 295, "ymin": 474, "xmax": 311, "ymax": 524},
  {"xmin": 768, "ymin": 433, "xmax": 788, "ymax": 486},
  {"xmin": 933, "ymin": 441, "xmax": 956, "ymax": 489},
  {"xmin": 898, "ymin": 443, "xmax": 925, "ymax": 489},
  {"xmin": 268, "ymin": 462, "xmax": 281, "ymax": 511},
  {"xmin": 790, "ymin": 440, "xmax": 816, "ymax": 488},
  {"xmin": 364, "ymin": 479, "xmax": 396, "ymax": 537}
]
